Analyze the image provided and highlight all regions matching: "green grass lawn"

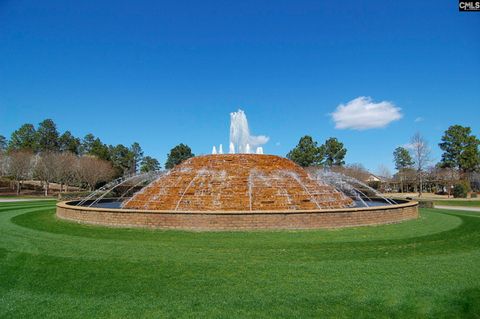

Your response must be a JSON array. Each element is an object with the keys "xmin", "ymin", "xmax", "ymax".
[
  {"xmin": 434, "ymin": 200, "xmax": 480, "ymax": 207},
  {"xmin": 1, "ymin": 201, "xmax": 479, "ymax": 318}
]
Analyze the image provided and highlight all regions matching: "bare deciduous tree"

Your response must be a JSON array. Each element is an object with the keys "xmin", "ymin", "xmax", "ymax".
[
  {"xmin": 377, "ymin": 165, "xmax": 392, "ymax": 179},
  {"xmin": 6, "ymin": 151, "xmax": 34, "ymax": 194},
  {"xmin": 376, "ymin": 164, "xmax": 392, "ymax": 192},
  {"xmin": 410, "ymin": 132, "xmax": 432, "ymax": 197},
  {"xmin": 76, "ymin": 156, "xmax": 115, "ymax": 190},
  {"xmin": 0, "ymin": 152, "xmax": 7, "ymax": 177},
  {"xmin": 431, "ymin": 166, "xmax": 459, "ymax": 197},
  {"xmin": 333, "ymin": 163, "xmax": 370, "ymax": 181},
  {"xmin": 54, "ymin": 152, "xmax": 78, "ymax": 192},
  {"xmin": 34, "ymin": 152, "xmax": 58, "ymax": 196}
]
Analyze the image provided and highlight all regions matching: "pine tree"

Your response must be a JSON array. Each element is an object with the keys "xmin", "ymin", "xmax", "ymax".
[
  {"xmin": 140, "ymin": 156, "xmax": 161, "ymax": 173},
  {"xmin": 439, "ymin": 125, "xmax": 480, "ymax": 173},
  {"xmin": 324, "ymin": 137, "xmax": 347, "ymax": 167},
  {"xmin": 36, "ymin": 119, "xmax": 60, "ymax": 152},
  {"xmin": 165, "ymin": 144, "xmax": 194, "ymax": 169},
  {"xmin": 286, "ymin": 136, "xmax": 324, "ymax": 167},
  {"xmin": 9, "ymin": 124, "xmax": 37, "ymax": 151}
]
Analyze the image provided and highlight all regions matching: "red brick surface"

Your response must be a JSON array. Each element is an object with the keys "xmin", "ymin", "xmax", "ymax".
[{"xmin": 123, "ymin": 154, "xmax": 353, "ymax": 211}]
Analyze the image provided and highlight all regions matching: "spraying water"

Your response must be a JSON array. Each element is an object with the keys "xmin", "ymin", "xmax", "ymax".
[
  {"xmin": 229, "ymin": 142, "xmax": 235, "ymax": 154},
  {"xmin": 309, "ymin": 168, "xmax": 397, "ymax": 206},
  {"xmin": 218, "ymin": 144, "xmax": 223, "ymax": 154},
  {"xmin": 212, "ymin": 146, "xmax": 217, "ymax": 154},
  {"xmin": 229, "ymin": 109, "xmax": 269, "ymax": 153}
]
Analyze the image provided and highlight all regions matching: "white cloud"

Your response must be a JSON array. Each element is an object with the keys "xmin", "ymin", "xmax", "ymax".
[
  {"xmin": 248, "ymin": 135, "xmax": 269, "ymax": 147},
  {"xmin": 331, "ymin": 96, "xmax": 403, "ymax": 130},
  {"xmin": 414, "ymin": 117, "xmax": 423, "ymax": 123}
]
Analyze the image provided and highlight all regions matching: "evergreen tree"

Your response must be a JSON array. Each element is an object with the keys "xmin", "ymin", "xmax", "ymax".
[
  {"xmin": 140, "ymin": 156, "xmax": 161, "ymax": 173},
  {"xmin": 90, "ymin": 139, "xmax": 110, "ymax": 161},
  {"xmin": 109, "ymin": 144, "xmax": 133, "ymax": 175},
  {"xmin": 439, "ymin": 125, "xmax": 480, "ymax": 172},
  {"xmin": 165, "ymin": 144, "xmax": 194, "ymax": 169},
  {"xmin": 0, "ymin": 135, "xmax": 7, "ymax": 152},
  {"xmin": 36, "ymin": 119, "xmax": 60, "ymax": 152},
  {"xmin": 393, "ymin": 146, "xmax": 414, "ymax": 193},
  {"xmin": 8, "ymin": 124, "xmax": 37, "ymax": 151},
  {"xmin": 80, "ymin": 133, "xmax": 96, "ymax": 154},
  {"xmin": 324, "ymin": 137, "xmax": 347, "ymax": 166},
  {"xmin": 130, "ymin": 142, "xmax": 144, "ymax": 174},
  {"xmin": 59, "ymin": 131, "xmax": 81, "ymax": 154},
  {"xmin": 393, "ymin": 147, "xmax": 414, "ymax": 170},
  {"xmin": 286, "ymin": 136, "xmax": 324, "ymax": 167},
  {"xmin": 81, "ymin": 134, "xmax": 110, "ymax": 160}
]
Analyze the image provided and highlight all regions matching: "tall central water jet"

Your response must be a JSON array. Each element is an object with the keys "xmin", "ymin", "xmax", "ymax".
[{"xmin": 229, "ymin": 109, "xmax": 269, "ymax": 154}]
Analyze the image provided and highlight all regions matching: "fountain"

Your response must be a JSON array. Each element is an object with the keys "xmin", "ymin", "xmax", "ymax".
[
  {"xmin": 308, "ymin": 168, "xmax": 398, "ymax": 207},
  {"xmin": 229, "ymin": 109, "xmax": 268, "ymax": 154},
  {"xmin": 56, "ymin": 110, "xmax": 418, "ymax": 230},
  {"xmin": 123, "ymin": 154, "xmax": 353, "ymax": 211}
]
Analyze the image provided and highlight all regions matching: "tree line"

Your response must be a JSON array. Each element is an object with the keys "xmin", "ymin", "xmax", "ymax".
[
  {"xmin": 0, "ymin": 119, "xmax": 163, "ymax": 195},
  {"xmin": 286, "ymin": 125, "xmax": 479, "ymax": 197},
  {"xmin": 0, "ymin": 119, "xmax": 161, "ymax": 175},
  {"xmin": 392, "ymin": 125, "xmax": 479, "ymax": 197},
  {"xmin": 0, "ymin": 119, "xmax": 198, "ymax": 195},
  {"xmin": 0, "ymin": 150, "xmax": 116, "ymax": 195},
  {"xmin": 2, "ymin": 118, "xmax": 477, "ymax": 198}
]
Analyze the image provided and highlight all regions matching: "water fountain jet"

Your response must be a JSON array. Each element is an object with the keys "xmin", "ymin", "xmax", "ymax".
[{"xmin": 230, "ymin": 109, "xmax": 269, "ymax": 154}]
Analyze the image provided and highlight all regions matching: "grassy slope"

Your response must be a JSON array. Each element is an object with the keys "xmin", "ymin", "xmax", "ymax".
[
  {"xmin": 434, "ymin": 200, "xmax": 480, "ymax": 207},
  {"xmin": 0, "ymin": 201, "xmax": 479, "ymax": 318}
]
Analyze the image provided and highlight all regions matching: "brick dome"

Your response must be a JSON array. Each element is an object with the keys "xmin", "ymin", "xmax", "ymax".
[{"xmin": 123, "ymin": 154, "xmax": 353, "ymax": 211}]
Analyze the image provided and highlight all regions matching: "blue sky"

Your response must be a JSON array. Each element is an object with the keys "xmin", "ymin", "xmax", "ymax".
[{"xmin": 0, "ymin": 0, "xmax": 479, "ymax": 173}]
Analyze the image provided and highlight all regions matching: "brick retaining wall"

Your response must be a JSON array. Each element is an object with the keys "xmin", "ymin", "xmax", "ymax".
[{"xmin": 56, "ymin": 201, "xmax": 418, "ymax": 231}]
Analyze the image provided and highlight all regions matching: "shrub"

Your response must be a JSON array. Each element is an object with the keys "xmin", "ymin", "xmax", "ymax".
[
  {"xmin": 418, "ymin": 200, "xmax": 434, "ymax": 208},
  {"xmin": 471, "ymin": 193, "xmax": 478, "ymax": 198},
  {"xmin": 368, "ymin": 181, "xmax": 381, "ymax": 190},
  {"xmin": 453, "ymin": 183, "xmax": 469, "ymax": 198}
]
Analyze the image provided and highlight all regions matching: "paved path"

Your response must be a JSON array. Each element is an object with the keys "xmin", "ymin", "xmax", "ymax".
[
  {"xmin": 0, "ymin": 198, "xmax": 54, "ymax": 202},
  {"xmin": 435, "ymin": 205, "xmax": 480, "ymax": 212}
]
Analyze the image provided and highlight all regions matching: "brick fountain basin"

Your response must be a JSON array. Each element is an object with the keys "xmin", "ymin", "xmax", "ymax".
[{"xmin": 57, "ymin": 199, "xmax": 418, "ymax": 231}]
